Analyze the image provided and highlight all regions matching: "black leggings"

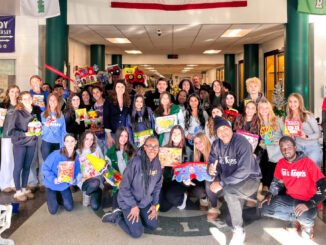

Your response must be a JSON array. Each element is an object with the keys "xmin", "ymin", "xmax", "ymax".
[{"xmin": 260, "ymin": 150, "xmax": 277, "ymax": 187}]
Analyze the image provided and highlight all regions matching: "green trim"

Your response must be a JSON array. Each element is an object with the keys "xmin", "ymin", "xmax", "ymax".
[
  {"xmin": 224, "ymin": 54, "xmax": 236, "ymax": 92},
  {"xmin": 90, "ymin": 45, "xmax": 105, "ymax": 71}
]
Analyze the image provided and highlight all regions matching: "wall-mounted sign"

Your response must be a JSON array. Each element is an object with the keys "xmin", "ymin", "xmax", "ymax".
[{"xmin": 0, "ymin": 16, "xmax": 15, "ymax": 53}]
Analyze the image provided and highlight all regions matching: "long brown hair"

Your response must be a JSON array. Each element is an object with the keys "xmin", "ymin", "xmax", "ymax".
[
  {"xmin": 154, "ymin": 91, "xmax": 173, "ymax": 116},
  {"xmin": 63, "ymin": 93, "xmax": 80, "ymax": 117},
  {"xmin": 114, "ymin": 127, "xmax": 135, "ymax": 160},
  {"xmin": 167, "ymin": 125, "xmax": 186, "ymax": 149},
  {"xmin": 43, "ymin": 93, "xmax": 61, "ymax": 118},
  {"xmin": 108, "ymin": 80, "xmax": 131, "ymax": 107},
  {"xmin": 257, "ymin": 98, "xmax": 278, "ymax": 131},
  {"xmin": 233, "ymin": 101, "xmax": 260, "ymax": 134},
  {"xmin": 60, "ymin": 134, "xmax": 77, "ymax": 161},
  {"xmin": 193, "ymin": 132, "xmax": 211, "ymax": 162},
  {"xmin": 208, "ymin": 105, "xmax": 225, "ymax": 138},
  {"xmin": 78, "ymin": 131, "xmax": 97, "ymax": 153},
  {"xmin": 15, "ymin": 91, "xmax": 32, "ymax": 111},
  {"xmin": 286, "ymin": 93, "xmax": 309, "ymax": 122},
  {"xmin": 2, "ymin": 85, "xmax": 20, "ymax": 109}
]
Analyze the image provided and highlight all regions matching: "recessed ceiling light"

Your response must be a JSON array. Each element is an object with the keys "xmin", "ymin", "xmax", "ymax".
[
  {"xmin": 184, "ymin": 67, "xmax": 194, "ymax": 70},
  {"xmin": 187, "ymin": 65, "xmax": 198, "ymax": 67},
  {"xmin": 142, "ymin": 65, "xmax": 150, "ymax": 66},
  {"xmin": 221, "ymin": 29, "xmax": 251, "ymax": 37},
  {"xmin": 145, "ymin": 67, "xmax": 154, "ymax": 69},
  {"xmin": 106, "ymin": 38, "xmax": 131, "ymax": 44},
  {"xmin": 125, "ymin": 50, "xmax": 142, "ymax": 54},
  {"xmin": 203, "ymin": 50, "xmax": 221, "ymax": 54}
]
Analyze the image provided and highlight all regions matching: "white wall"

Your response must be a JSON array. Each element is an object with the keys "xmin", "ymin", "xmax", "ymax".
[
  {"xmin": 310, "ymin": 15, "xmax": 326, "ymax": 119},
  {"xmin": 68, "ymin": 0, "xmax": 287, "ymax": 25},
  {"xmin": 69, "ymin": 38, "xmax": 90, "ymax": 79},
  {"xmin": 0, "ymin": 16, "xmax": 40, "ymax": 91}
]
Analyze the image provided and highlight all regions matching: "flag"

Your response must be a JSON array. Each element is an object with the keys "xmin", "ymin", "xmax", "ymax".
[
  {"xmin": 20, "ymin": 0, "xmax": 60, "ymax": 18},
  {"xmin": 111, "ymin": 0, "xmax": 247, "ymax": 11},
  {"xmin": 298, "ymin": 0, "xmax": 326, "ymax": 15}
]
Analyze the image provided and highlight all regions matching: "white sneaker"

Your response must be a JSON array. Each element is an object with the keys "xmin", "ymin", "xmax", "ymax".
[
  {"xmin": 229, "ymin": 227, "xmax": 245, "ymax": 245},
  {"xmin": 82, "ymin": 191, "xmax": 91, "ymax": 207},
  {"xmin": 177, "ymin": 193, "xmax": 187, "ymax": 210}
]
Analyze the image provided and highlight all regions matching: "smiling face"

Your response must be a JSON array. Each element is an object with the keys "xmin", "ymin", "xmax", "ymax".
[
  {"xmin": 171, "ymin": 128, "xmax": 182, "ymax": 145},
  {"xmin": 226, "ymin": 94, "xmax": 235, "ymax": 108},
  {"xmin": 258, "ymin": 102, "xmax": 270, "ymax": 118},
  {"xmin": 216, "ymin": 125, "xmax": 233, "ymax": 145},
  {"xmin": 212, "ymin": 108, "xmax": 223, "ymax": 118},
  {"xmin": 135, "ymin": 97, "xmax": 144, "ymax": 111},
  {"xmin": 245, "ymin": 102, "xmax": 257, "ymax": 119},
  {"xmin": 189, "ymin": 96, "xmax": 199, "ymax": 109},
  {"xmin": 182, "ymin": 81, "xmax": 191, "ymax": 93},
  {"xmin": 92, "ymin": 88, "xmax": 103, "ymax": 101},
  {"xmin": 71, "ymin": 95, "xmax": 80, "ymax": 110},
  {"xmin": 194, "ymin": 137, "xmax": 204, "ymax": 153},
  {"xmin": 280, "ymin": 140, "xmax": 297, "ymax": 162},
  {"xmin": 157, "ymin": 80, "xmax": 168, "ymax": 93},
  {"xmin": 248, "ymin": 83, "xmax": 259, "ymax": 95},
  {"xmin": 192, "ymin": 76, "xmax": 200, "ymax": 88},
  {"xmin": 115, "ymin": 83, "xmax": 126, "ymax": 95},
  {"xmin": 83, "ymin": 133, "xmax": 94, "ymax": 150},
  {"xmin": 161, "ymin": 93, "xmax": 170, "ymax": 107},
  {"xmin": 178, "ymin": 91, "xmax": 187, "ymax": 105},
  {"xmin": 119, "ymin": 130, "xmax": 129, "ymax": 147},
  {"xmin": 64, "ymin": 135, "xmax": 77, "ymax": 152},
  {"xmin": 288, "ymin": 95, "xmax": 300, "ymax": 112},
  {"xmin": 82, "ymin": 91, "xmax": 90, "ymax": 104},
  {"xmin": 144, "ymin": 138, "xmax": 159, "ymax": 162},
  {"xmin": 48, "ymin": 95, "xmax": 58, "ymax": 111},
  {"xmin": 30, "ymin": 78, "xmax": 42, "ymax": 92},
  {"xmin": 213, "ymin": 81, "xmax": 221, "ymax": 94},
  {"xmin": 21, "ymin": 93, "xmax": 33, "ymax": 109},
  {"xmin": 8, "ymin": 87, "xmax": 20, "ymax": 103}
]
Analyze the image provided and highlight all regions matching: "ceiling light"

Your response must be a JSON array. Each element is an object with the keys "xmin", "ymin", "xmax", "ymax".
[
  {"xmin": 187, "ymin": 65, "xmax": 198, "ymax": 67},
  {"xmin": 106, "ymin": 38, "xmax": 131, "ymax": 44},
  {"xmin": 125, "ymin": 50, "xmax": 142, "ymax": 54},
  {"xmin": 145, "ymin": 67, "xmax": 154, "ymax": 69},
  {"xmin": 184, "ymin": 67, "xmax": 193, "ymax": 70},
  {"xmin": 203, "ymin": 50, "xmax": 221, "ymax": 54},
  {"xmin": 142, "ymin": 65, "xmax": 150, "ymax": 66},
  {"xmin": 221, "ymin": 29, "xmax": 251, "ymax": 37}
]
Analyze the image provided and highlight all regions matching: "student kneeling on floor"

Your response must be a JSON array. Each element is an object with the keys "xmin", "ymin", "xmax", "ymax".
[
  {"xmin": 102, "ymin": 136, "xmax": 162, "ymax": 238},
  {"xmin": 42, "ymin": 134, "xmax": 80, "ymax": 215},
  {"xmin": 260, "ymin": 136, "xmax": 326, "ymax": 240},
  {"xmin": 207, "ymin": 116, "xmax": 262, "ymax": 245}
]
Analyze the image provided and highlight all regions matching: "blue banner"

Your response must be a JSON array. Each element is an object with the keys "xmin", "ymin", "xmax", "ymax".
[{"xmin": 0, "ymin": 16, "xmax": 15, "ymax": 53}]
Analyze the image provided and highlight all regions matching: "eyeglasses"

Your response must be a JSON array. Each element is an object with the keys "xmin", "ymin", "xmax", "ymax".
[{"xmin": 145, "ymin": 145, "xmax": 159, "ymax": 151}]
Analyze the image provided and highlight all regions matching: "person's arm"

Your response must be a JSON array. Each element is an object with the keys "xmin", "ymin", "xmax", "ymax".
[
  {"xmin": 305, "ymin": 177, "xmax": 326, "ymax": 208},
  {"xmin": 207, "ymin": 141, "xmax": 220, "ymax": 182},
  {"xmin": 151, "ymin": 165, "xmax": 162, "ymax": 206},
  {"xmin": 42, "ymin": 152, "xmax": 58, "ymax": 184},
  {"xmin": 7, "ymin": 111, "xmax": 25, "ymax": 138},
  {"xmin": 103, "ymin": 99, "xmax": 114, "ymax": 148},
  {"xmin": 268, "ymin": 177, "xmax": 285, "ymax": 196},
  {"xmin": 322, "ymin": 110, "xmax": 326, "ymax": 142},
  {"xmin": 177, "ymin": 108, "xmax": 185, "ymax": 129},
  {"xmin": 302, "ymin": 114, "xmax": 322, "ymax": 140},
  {"xmin": 126, "ymin": 114, "xmax": 134, "ymax": 144},
  {"xmin": 60, "ymin": 115, "xmax": 67, "ymax": 148},
  {"xmin": 118, "ymin": 160, "xmax": 138, "ymax": 208}
]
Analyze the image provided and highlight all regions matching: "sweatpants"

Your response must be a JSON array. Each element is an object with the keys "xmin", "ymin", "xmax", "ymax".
[
  {"xmin": 222, "ymin": 178, "xmax": 260, "ymax": 228},
  {"xmin": 118, "ymin": 204, "xmax": 158, "ymax": 238},
  {"xmin": 159, "ymin": 181, "xmax": 187, "ymax": 212},
  {"xmin": 262, "ymin": 195, "xmax": 318, "ymax": 228},
  {"xmin": 13, "ymin": 144, "xmax": 36, "ymax": 191},
  {"xmin": 82, "ymin": 178, "xmax": 102, "ymax": 211},
  {"xmin": 46, "ymin": 187, "xmax": 74, "ymax": 215},
  {"xmin": 112, "ymin": 191, "xmax": 119, "ymax": 210}
]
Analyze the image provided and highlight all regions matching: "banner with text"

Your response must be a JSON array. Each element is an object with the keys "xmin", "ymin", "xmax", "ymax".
[{"xmin": 0, "ymin": 16, "xmax": 15, "ymax": 53}]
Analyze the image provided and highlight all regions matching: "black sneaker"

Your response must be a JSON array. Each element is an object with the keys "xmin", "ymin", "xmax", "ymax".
[{"xmin": 102, "ymin": 208, "xmax": 122, "ymax": 224}]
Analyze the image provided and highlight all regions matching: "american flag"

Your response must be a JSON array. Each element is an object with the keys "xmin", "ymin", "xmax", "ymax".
[{"xmin": 111, "ymin": 0, "xmax": 247, "ymax": 11}]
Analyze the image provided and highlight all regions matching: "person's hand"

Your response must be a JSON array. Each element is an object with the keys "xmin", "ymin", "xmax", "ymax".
[
  {"xmin": 155, "ymin": 128, "xmax": 161, "ymax": 135},
  {"xmin": 107, "ymin": 134, "xmax": 114, "ymax": 148},
  {"xmin": 128, "ymin": 206, "xmax": 140, "ymax": 224},
  {"xmin": 299, "ymin": 132, "xmax": 307, "ymax": 140},
  {"xmin": 183, "ymin": 179, "xmax": 196, "ymax": 186},
  {"xmin": 210, "ymin": 181, "xmax": 222, "ymax": 193},
  {"xmin": 208, "ymin": 160, "xmax": 218, "ymax": 176},
  {"xmin": 294, "ymin": 203, "xmax": 309, "ymax": 216},
  {"xmin": 260, "ymin": 194, "xmax": 272, "ymax": 208},
  {"xmin": 69, "ymin": 179, "xmax": 76, "ymax": 185},
  {"xmin": 54, "ymin": 178, "xmax": 59, "ymax": 184},
  {"xmin": 75, "ymin": 118, "xmax": 81, "ymax": 125},
  {"xmin": 25, "ymin": 132, "xmax": 32, "ymax": 136},
  {"xmin": 44, "ymin": 121, "xmax": 51, "ymax": 127},
  {"xmin": 186, "ymin": 134, "xmax": 192, "ymax": 140},
  {"xmin": 253, "ymin": 154, "xmax": 257, "ymax": 159},
  {"xmin": 147, "ymin": 205, "xmax": 158, "ymax": 220}
]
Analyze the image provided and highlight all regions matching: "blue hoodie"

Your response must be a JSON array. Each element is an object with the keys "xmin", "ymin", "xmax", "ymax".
[
  {"xmin": 42, "ymin": 150, "xmax": 80, "ymax": 191},
  {"xmin": 208, "ymin": 133, "xmax": 262, "ymax": 187},
  {"xmin": 118, "ymin": 148, "xmax": 162, "ymax": 210},
  {"xmin": 41, "ymin": 112, "xmax": 67, "ymax": 147}
]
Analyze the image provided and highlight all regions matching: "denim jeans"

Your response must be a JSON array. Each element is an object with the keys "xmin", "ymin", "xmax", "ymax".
[
  {"xmin": 41, "ymin": 140, "xmax": 60, "ymax": 161},
  {"xmin": 262, "ymin": 195, "xmax": 318, "ymax": 228},
  {"xmin": 46, "ymin": 187, "xmax": 74, "ymax": 215},
  {"xmin": 13, "ymin": 144, "xmax": 36, "ymax": 191},
  {"xmin": 82, "ymin": 178, "xmax": 102, "ymax": 211},
  {"xmin": 118, "ymin": 204, "xmax": 158, "ymax": 238},
  {"xmin": 28, "ymin": 136, "xmax": 44, "ymax": 185},
  {"xmin": 296, "ymin": 142, "xmax": 322, "ymax": 169}
]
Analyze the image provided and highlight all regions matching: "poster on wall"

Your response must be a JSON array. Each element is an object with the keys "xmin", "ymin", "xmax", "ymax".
[{"xmin": 0, "ymin": 16, "xmax": 15, "ymax": 53}]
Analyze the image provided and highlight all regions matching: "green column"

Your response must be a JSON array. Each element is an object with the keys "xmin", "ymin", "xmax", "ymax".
[
  {"xmin": 45, "ymin": 0, "xmax": 68, "ymax": 87},
  {"xmin": 90, "ymin": 45, "xmax": 105, "ymax": 71},
  {"xmin": 244, "ymin": 44, "xmax": 259, "ymax": 98},
  {"xmin": 224, "ymin": 54, "xmax": 236, "ymax": 92},
  {"xmin": 112, "ymin": 54, "xmax": 122, "ymax": 68},
  {"xmin": 285, "ymin": 0, "xmax": 309, "ymax": 109}
]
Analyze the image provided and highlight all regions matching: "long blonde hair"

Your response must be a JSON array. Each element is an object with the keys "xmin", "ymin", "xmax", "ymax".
[
  {"xmin": 257, "ymin": 98, "xmax": 278, "ymax": 131},
  {"xmin": 286, "ymin": 93, "xmax": 308, "ymax": 122},
  {"xmin": 193, "ymin": 132, "xmax": 211, "ymax": 162}
]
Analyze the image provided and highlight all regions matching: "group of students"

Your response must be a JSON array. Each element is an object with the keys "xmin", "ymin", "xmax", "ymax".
[{"xmin": 0, "ymin": 74, "xmax": 325, "ymax": 245}]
